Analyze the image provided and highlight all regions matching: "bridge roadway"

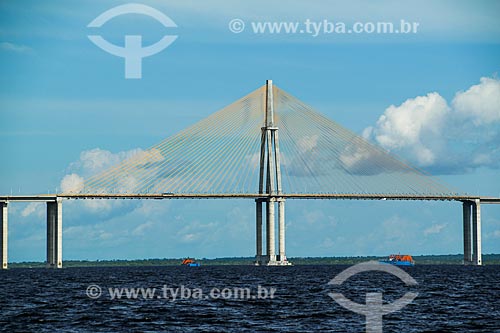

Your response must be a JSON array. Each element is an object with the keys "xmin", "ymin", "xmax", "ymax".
[
  {"xmin": 2, "ymin": 193, "xmax": 500, "ymax": 203},
  {"xmin": 1, "ymin": 193, "xmax": 498, "ymax": 269}
]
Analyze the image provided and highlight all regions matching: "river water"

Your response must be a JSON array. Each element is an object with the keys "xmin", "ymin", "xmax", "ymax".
[{"xmin": 0, "ymin": 265, "xmax": 499, "ymax": 332}]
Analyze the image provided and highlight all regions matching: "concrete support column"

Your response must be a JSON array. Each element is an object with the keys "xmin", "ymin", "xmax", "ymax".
[
  {"xmin": 47, "ymin": 198, "xmax": 63, "ymax": 268},
  {"xmin": 255, "ymin": 199, "xmax": 263, "ymax": 265},
  {"xmin": 472, "ymin": 199, "xmax": 482, "ymax": 266},
  {"xmin": 266, "ymin": 198, "xmax": 276, "ymax": 263},
  {"xmin": 278, "ymin": 198, "xmax": 285, "ymax": 262},
  {"xmin": 1, "ymin": 202, "xmax": 7, "ymax": 269},
  {"xmin": 462, "ymin": 201, "xmax": 472, "ymax": 264}
]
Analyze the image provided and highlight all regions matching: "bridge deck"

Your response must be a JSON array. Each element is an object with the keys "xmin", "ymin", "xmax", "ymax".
[{"xmin": 2, "ymin": 193, "xmax": 497, "ymax": 202}]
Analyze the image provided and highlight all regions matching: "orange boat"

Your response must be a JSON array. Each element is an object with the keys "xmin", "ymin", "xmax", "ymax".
[
  {"xmin": 181, "ymin": 258, "xmax": 200, "ymax": 267},
  {"xmin": 380, "ymin": 254, "xmax": 415, "ymax": 266}
]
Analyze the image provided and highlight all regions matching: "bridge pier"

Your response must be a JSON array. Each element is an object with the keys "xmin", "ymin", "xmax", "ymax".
[
  {"xmin": 1, "ymin": 201, "xmax": 7, "ymax": 269},
  {"xmin": 463, "ymin": 202, "xmax": 472, "ymax": 264},
  {"xmin": 46, "ymin": 199, "xmax": 63, "ymax": 268},
  {"xmin": 266, "ymin": 198, "xmax": 276, "ymax": 264},
  {"xmin": 472, "ymin": 199, "xmax": 482, "ymax": 266},
  {"xmin": 255, "ymin": 199, "xmax": 264, "ymax": 265},
  {"xmin": 277, "ymin": 198, "xmax": 286, "ymax": 262},
  {"xmin": 255, "ymin": 197, "xmax": 290, "ymax": 266},
  {"xmin": 463, "ymin": 200, "xmax": 481, "ymax": 265}
]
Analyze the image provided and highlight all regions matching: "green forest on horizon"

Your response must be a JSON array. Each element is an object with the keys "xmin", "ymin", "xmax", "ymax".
[{"xmin": 8, "ymin": 254, "xmax": 500, "ymax": 268}]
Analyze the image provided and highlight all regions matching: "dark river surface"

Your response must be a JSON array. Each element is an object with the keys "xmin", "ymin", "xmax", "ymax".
[{"xmin": 0, "ymin": 265, "xmax": 499, "ymax": 332}]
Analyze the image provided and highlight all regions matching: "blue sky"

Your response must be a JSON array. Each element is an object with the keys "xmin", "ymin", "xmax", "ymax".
[{"xmin": 1, "ymin": 0, "xmax": 500, "ymax": 261}]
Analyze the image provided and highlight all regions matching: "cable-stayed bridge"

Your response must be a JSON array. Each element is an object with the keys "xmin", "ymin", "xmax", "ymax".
[
  {"xmin": 1, "ymin": 81, "xmax": 499, "ymax": 268},
  {"xmin": 80, "ymin": 82, "xmax": 458, "ymax": 196}
]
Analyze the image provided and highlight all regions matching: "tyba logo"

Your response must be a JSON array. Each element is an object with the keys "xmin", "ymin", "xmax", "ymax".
[
  {"xmin": 87, "ymin": 3, "xmax": 178, "ymax": 79},
  {"xmin": 328, "ymin": 261, "xmax": 418, "ymax": 333}
]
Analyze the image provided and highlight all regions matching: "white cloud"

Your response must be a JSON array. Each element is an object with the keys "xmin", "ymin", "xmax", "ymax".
[
  {"xmin": 284, "ymin": 135, "xmax": 323, "ymax": 176},
  {"xmin": 453, "ymin": 77, "xmax": 500, "ymax": 125},
  {"xmin": 132, "ymin": 220, "xmax": 155, "ymax": 236},
  {"xmin": 338, "ymin": 142, "xmax": 400, "ymax": 175},
  {"xmin": 0, "ymin": 42, "xmax": 32, "ymax": 53},
  {"xmin": 245, "ymin": 153, "xmax": 260, "ymax": 168},
  {"xmin": 61, "ymin": 174, "xmax": 84, "ymax": 193},
  {"xmin": 70, "ymin": 148, "xmax": 144, "ymax": 176},
  {"xmin": 368, "ymin": 92, "xmax": 449, "ymax": 166},
  {"xmin": 381, "ymin": 215, "xmax": 414, "ymax": 241},
  {"xmin": 80, "ymin": 200, "xmax": 120, "ymax": 213},
  {"xmin": 64, "ymin": 225, "xmax": 116, "ymax": 242},
  {"xmin": 319, "ymin": 237, "xmax": 335, "ymax": 249},
  {"xmin": 60, "ymin": 147, "xmax": 147, "ymax": 193},
  {"xmin": 303, "ymin": 209, "xmax": 324, "ymax": 224},
  {"xmin": 365, "ymin": 76, "xmax": 500, "ymax": 172},
  {"xmin": 21, "ymin": 202, "xmax": 44, "ymax": 218},
  {"xmin": 181, "ymin": 233, "xmax": 201, "ymax": 243},
  {"xmin": 298, "ymin": 135, "xmax": 319, "ymax": 153},
  {"xmin": 60, "ymin": 147, "xmax": 167, "ymax": 194},
  {"xmin": 423, "ymin": 223, "xmax": 447, "ymax": 236},
  {"xmin": 59, "ymin": 147, "xmax": 151, "ymax": 212}
]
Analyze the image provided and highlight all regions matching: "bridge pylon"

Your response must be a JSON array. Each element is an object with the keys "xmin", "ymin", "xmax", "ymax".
[
  {"xmin": 462, "ymin": 199, "xmax": 482, "ymax": 265},
  {"xmin": 46, "ymin": 198, "xmax": 63, "ymax": 268},
  {"xmin": 255, "ymin": 80, "xmax": 291, "ymax": 266},
  {"xmin": 1, "ymin": 201, "xmax": 7, "ymax": 269}
]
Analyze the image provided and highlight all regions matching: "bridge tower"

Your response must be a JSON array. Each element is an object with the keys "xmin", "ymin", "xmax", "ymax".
[
  {"xmin": 255, "ymin": 80, "xmax": 291, "ymax": 266},
  {"xmin": 1, "ymin": 198, "xmax": 63, "ymax": 269},
  {"xmin": 1, "ymin": 201, "xmax": 7, "ymax": 269},
  {"xmin": 46, "ymin": 198, "xmax": 63, "ymax": 268},
  {"xmin": 462, "ymin": 199, "xmax": 482, "ymax": 265}
]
